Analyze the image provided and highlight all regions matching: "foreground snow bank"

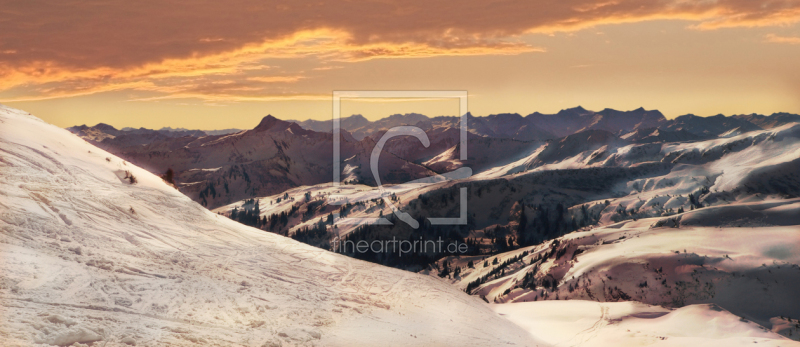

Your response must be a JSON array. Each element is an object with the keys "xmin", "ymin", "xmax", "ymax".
[
  {"xmin": 0, "ymin": 105, "xmax": 537, "ymax": 346},
  {"xmin": 430, "ymin": 198, "xmax": 800, "ymax": 342},
  {"xmin": 495, "ymin": 300, "xmax": 794, "ymax": 347}
]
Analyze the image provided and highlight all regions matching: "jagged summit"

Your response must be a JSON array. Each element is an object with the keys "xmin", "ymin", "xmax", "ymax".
[
  {"xmin": 663, "ymin": 113, "xmax": 763, "ymax": 136},
  {"xmin": 346, "ymin": 114, "xmax": 368, "ymax": 122},
  {"xmin": 733, "ymin": 112, "xmax": 800, "ymax": 129},
  {"xmin": 93, "ymin": 122, "xmax": 118, "ymax": 130},
  {"xmin": 253, "ymin": 114, "xmax": 282, "ymax": 132},
  {"xmin": 381, "ymin": 113, "xmax": 430, "ymax": 125},
  {"xmin": 563, "ymin": 105, "xmax": 589, "ymax": 113},
  {"xmin": 521, "ymin": 106, "xmax": 667, "ymax": 137},
  {"xmin": 250, "ymin": 114, "xmax": 313, "ymax": 135},
  {"xmin": 487, "ymin": 112, "xmax": 523, "ymax": 119}
]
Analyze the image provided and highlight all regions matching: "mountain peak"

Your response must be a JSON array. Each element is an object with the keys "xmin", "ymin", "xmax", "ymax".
[
  {"xmin": 557, "ymin": 106, "xmax": 594, "ymax": 115},
  {"xmin": 93, "ymin": 123, "xmax": 118, "ymax": 132},
  {"xmin": 253, "ymin": 114, "xmax": 284, "ymax": 132},
  {"xmin": 488, "ymin": 113, "xmax": 523, "ymax": 119},
  {"xmin": 347, "ymin": 114, "xmax": 368, "ymax": 121}
]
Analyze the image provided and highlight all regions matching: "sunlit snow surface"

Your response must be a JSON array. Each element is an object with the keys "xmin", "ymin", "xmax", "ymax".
[
  {"xmin": 495, "ymin": 301, "xmax": 791, "ymax": 347},
  {"xmin": 429, "ymin": 217, "xmax": 800, "ymax": 345},
  {"xmin": 0, "ymin": 105, "xmax": 537, "ymax": 346}
]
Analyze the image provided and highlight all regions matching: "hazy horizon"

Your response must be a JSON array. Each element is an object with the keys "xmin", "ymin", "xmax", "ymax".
[
  {"xmin": 51, "ymin": 104, "xmax": 800, "ymax": 131},
  {"xmin": 2, "ymin": 2, "xmax": 799, "ymax": 130}
]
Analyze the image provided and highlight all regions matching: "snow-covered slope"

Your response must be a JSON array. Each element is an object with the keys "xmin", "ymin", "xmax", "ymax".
[
  {"xmin": 620, "ymin": 127, "xmax": 704, "ymax": 143},
  {"xmin": 495, "ymin": 301, "xmax": 794, "ymax": 347},
  {"xmin": 427, "ymin": 202, "xmax": 800, "ymax": 342},
  {"xmin": 0, "ymin": 105, "xmax": 538, "ymax": 346}
]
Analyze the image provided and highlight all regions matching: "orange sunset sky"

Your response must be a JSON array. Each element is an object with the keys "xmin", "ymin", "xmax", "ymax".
[{"xmin": 1, "ymin": 0, "xmax": 799, "ymax": 129}]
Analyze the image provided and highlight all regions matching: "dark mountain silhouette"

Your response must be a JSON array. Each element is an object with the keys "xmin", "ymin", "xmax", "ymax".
[
  {"xmin": 525, "ymin": 106, "xmax": 667, "ymax": 137},
  {"xmin": 732, "ymin": 112, "xmax": 800, "ymax": 129},
  {"xmin": 658, "ymin": 114, "xmax": 762, "ymax": 137}
]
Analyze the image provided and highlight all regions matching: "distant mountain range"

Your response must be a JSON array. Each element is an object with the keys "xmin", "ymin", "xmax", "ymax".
[
  {"xmin": 69, "ymin": 124, "xmax": 243, "ymax": 140},
  {"xmin": 294, "ymin": 107, "xmax": 799, "ymax": 141},
  {"xmin": 70, "ymin": 116, "xmax": 435, "ymax": 208},
  {"xmin": 67, "ymin": 107, "xmax": 800, "ymax": 208},
  {"xmin": 293, "ymin": 106, "xmax": 668, "ymax": 141},
  {"xmin": 121, "ymin": 126, "xmax": 243, "ymax": 136}
]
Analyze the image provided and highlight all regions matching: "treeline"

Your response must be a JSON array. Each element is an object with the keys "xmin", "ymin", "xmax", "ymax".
[
  {"xmin": 465, "ymin": 250, "xmax": 530, "ymax": 294},
  {"xmin": 230, "ymin": 198, "xmax": 261, "ymax": 227},
  {"xmin": 228, "ymin": 198, "xmax": 301, "ymax": 235},
  {"xmin": 291, "ymin": 218, "xmax": 331, "ymax": 249}
]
